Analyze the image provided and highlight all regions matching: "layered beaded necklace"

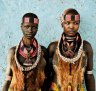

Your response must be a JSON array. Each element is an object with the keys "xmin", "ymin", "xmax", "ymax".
[
  {"xmin": 19, "ymin": 38, "xmax": 38, "ymax": 66},
  {"xmin": 57, "ymin": 32, "xmax": 83, "ymax": 64},
  {"xmin": 15, "ymin": 38, "xmax": 41, "ymax": 71}
]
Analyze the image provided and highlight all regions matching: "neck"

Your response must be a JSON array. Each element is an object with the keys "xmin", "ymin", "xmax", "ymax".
[
  {"xmin": 63, "ymin": 32, "xmax": 77, "ymax": 41},
  {"xmin": 22, "ymin": 36, "xmax": 34, "ymax": 46},
  {"xmin": 60, "ymin": 32, "xmax": 80, "ymax": 58}
]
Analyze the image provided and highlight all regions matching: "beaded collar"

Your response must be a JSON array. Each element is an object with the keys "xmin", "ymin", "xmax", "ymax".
[
  {"xmin": 19, "ymin": 38, "xmax": 38, "ymax": 66},
  {"xmin": 57, "ymin": 33, "xmax": 83, "ymax": 64},
  {"xmin": 15, "ymin": 39, "xmax": 41, "ymax": 71},
  {"xmin": 19, "ymin": 38, "xmax": 38, "ymax": 58}
]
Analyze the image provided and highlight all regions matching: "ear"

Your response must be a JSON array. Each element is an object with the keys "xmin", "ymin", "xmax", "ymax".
[
  {"xmin": 37, "ymin": 24, "xmax": 39, "ymax": 29},
  {"xmin": 21, "ymin": 23, "xmax": 23, "ymax": 27},
  {"xmin": 61, "ymin": 23, "xmax": 63, "ymax": 28},
  {"xmin": 21, "ymin": 23, "xmax": 23, "ymax": 31}
]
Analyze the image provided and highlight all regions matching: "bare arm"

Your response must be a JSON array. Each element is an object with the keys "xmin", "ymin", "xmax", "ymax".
[
  {"xmin": 84, "ymin": 40, "xmax": 95, "ymax": 91},
  {"xmin": 2, "ymin": 47, "xmax": 15, "ymax": 91},
  {"xmin": 47, "ymin": 41, "xmax": 58, "ymax": 80},
  {"xmin": 47, "ymin": 42, "xmax": 58, "ymax": 90}
]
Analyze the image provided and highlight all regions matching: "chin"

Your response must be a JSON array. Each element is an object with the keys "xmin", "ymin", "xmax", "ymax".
[
  {"xmin": 26, "ymin": 36, "xmax": 34, "ymax": 39},
  {"xmin": 68, "ymin": 33, "xmax": 77, "ymax": 37},
  {"xmin": 69, "ymin": 34, "xmax": 75, "ymax": 37},
  {"xmin": 67, "ymin": 34, "xmax": 74, "ymax": 37}
]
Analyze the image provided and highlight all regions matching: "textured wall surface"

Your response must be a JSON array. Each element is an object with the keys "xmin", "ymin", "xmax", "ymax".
[{"xmin": 0, "ymin": 0, "xmax": 96, "ymax": 90}]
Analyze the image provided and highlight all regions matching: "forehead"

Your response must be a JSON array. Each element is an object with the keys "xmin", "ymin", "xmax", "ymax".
[
  {"xmin": 64, "ymin": 20, "xmax": 79, "ymax": 22},
  {"xmin": 64, "ymin": 14, "xmax": 80, "ymax": 21},
  {"xmin": 22, "ymin": 22, "xmax": 38, "ymax": 26}
]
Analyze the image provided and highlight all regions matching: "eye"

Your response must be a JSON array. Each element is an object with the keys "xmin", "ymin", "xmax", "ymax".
[
  {"xmin": 24, "ymin": 25, "xmax": 30, "ymax": 29},
  {"xmin": 32, "ymin": 25, "xmax": 38, "ymax": 30},
  {"xmin": 32, "ymin": 26, "xmax": 37, "ymax": 30},
  {"xmin": 64, "ymin": 21, "xmax": 70, "ymax": 25},
  {"xmin": 74, "ymin": 22, "xmax": 79, "ymax": 25}
]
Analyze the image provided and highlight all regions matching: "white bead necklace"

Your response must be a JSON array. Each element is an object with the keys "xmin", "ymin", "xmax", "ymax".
[
  {"xmin": 15, "ymin": 41, "xmax": 41, "ymax": 71},
  {"xmin": 57, "ymin": 38, "xmax": 83, "ymax": 64}
]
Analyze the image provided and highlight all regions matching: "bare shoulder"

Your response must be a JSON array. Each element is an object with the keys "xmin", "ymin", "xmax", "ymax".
[
  {"xmin": 7, "ymin": 46, "xmax": 16, "ymax": 63},
  {"xmin": 5, "ymin": 46, "xmax": 16, "ymax": 75},
  {"xmin": 83, "ymin": 40, "xmax": 93, "ymax": 71},
  {"xmin": 8, "ymin": 46, "xmax": 16, "ymax": 53},
  {"xmin": 40, "ymin": 45, "xmax": 48, "ymax": 61},
  {"xmin": 47, "ymin": 41, "xmax": 58, "ymax": 57},
  {"xmin": 41, "ymin": 45, "xmax": 47, "ymax": 55},
  {"xmin": 83, "ymin": 40, "xmax": 93, "ymax": 54}
]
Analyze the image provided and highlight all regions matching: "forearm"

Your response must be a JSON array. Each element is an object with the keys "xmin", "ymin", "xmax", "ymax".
[
  {"xmin": 85, "ymin": 74, "xmax": 95, "ymax": 91},
  {"xmin": 2, "ymin": 70, "xmax": 12, "ymax": 91},
  {"xmin": 2, "ymin": 80, "xmax": 11, "ymax": 91}
]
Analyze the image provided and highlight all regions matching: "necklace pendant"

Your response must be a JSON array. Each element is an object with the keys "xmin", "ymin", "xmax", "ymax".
[
  {"xmin": 26, "ymin": 58, "xmax": 31, "ymax": 63},
  {"xmin": 27, "ymin": 53, "xmax": 31, "ymax": 58},
  {"xmin": 68, "ymin": 75, "xmax": 72, "ymax": 84},
  {"xmin": 23, "ymin": 57, "xmax": 32, "ymax": 66},
  {"xmin": 68, "ymin": 85, "xmax": 71, "ymax": 91}
]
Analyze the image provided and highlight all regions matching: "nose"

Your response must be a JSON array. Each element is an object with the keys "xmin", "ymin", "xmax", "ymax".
[
  {"xmin": 69, "ymin": 23, "xmax": 74, "ymax": 29},
  {"xmin": 28, "ymin": 27, "xmax": 33, "ymax": 32}
]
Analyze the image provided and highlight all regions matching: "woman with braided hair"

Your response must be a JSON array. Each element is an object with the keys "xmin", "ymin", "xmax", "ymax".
[{"xmin": 48, "ymin": 8, "xmax": 95, "ymax": 91}]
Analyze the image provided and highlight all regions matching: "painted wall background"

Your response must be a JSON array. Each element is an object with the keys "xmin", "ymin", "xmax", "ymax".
[{"xmin": 0, "ymin": 0, "xmax": 96, "ymax": 90}]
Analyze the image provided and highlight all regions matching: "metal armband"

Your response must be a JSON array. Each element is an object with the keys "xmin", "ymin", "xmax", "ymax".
[
  {"xmin": 5, "ymin": 75, "xmax": 12, "ymax": 81},
  {"xmin": 86, "ymin": 71, "xmax": 93, "ymax": 74}
]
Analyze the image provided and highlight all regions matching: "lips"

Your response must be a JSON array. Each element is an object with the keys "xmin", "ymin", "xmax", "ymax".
[
  {"xmin": 68, "ymin": 31, "xmax": 74, "ymax": 34},
  {"xmin": 67, "ymin": 30, "xmax": 76, "ymax": 36},
  {"xmin": 26, "ymin": 33, "xmax": 36, "ymax": 38},
  {"xmin": 26, "ymin": 34, "xmax": 33, "ymax": 39},
  {"xmin": 69, "ymin": 29, "xmax": 74, "ymax": 32},
  {"xmin": 26, "ymin": 34, "xmax": 33, "ymax": 37},
  {"xmin": 68, "ymin": 30, "xmax": 75, "ymax": 33},
  {"xmin": 25, "ymin": 32, "xmax": 32, "ymax": 35}
]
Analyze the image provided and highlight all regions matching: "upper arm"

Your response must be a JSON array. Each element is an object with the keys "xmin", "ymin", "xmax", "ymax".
[
  {"xmin": 83, "ymin": 40, "xmax": 93, "ymax": 71},
  {"xmin": 47, "ymin": 41, "xmax": 58, "ymax": 59},
  {"xmin": 6, "ymin": 47, "xmax": 16, "ymax": 77},
  {"xmin": 83, "ymin": 40, "xmax": 95, "ymax": 91},
  {"xmin": 2, "ymin": 47, "xmax": 16, "ymax": 91},
  {"xmin": 41, "ymin": 46, "xmax": 48, "ymax": 62},
  {"xmin": 44, "ymin": 42, "xmax": 58, "ymax": 77}
]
